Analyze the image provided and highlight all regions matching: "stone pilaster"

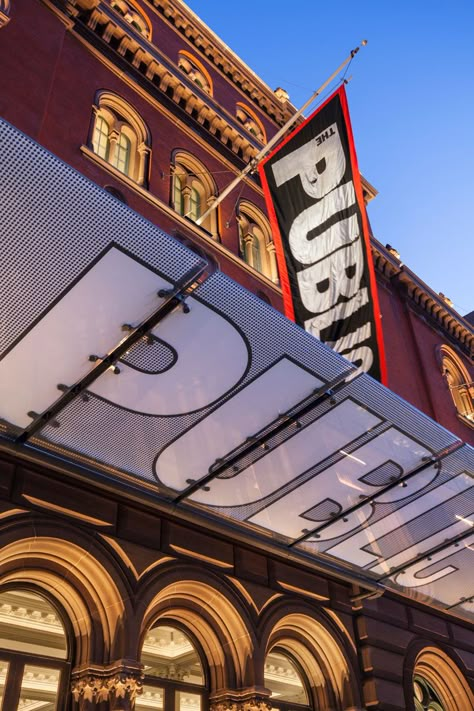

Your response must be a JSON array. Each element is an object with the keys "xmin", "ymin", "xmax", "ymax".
[
  {"xmin": 242, "ymin": 234, "xmax": 255, "ymax": 267},
  {"xmin": 266, "ymin": 242, "xmax": 279, "ymax": 284},
  {"xmin": 210, "ymin": 687, "xmax": 273, "ymax": 711}
]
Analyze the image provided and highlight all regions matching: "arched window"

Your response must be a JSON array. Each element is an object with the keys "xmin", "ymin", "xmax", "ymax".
[
  {"xmin": 265, "ymin": 648, "xmax": 311, "ymax": 711},
  {"xmin": 0, "ymin": 588, "xmax": 70, "ymax": 709},
  {"xmin": 137, "ymin": 623, "xmax": 207, "ymax": 711},
  {"xmin": 237, "ymin": 200, "xmax": 278, "ymax": 283},
  {"xmin": 110, "ymin": 0, "xmax": 152, "ymax": 39},
  {"xmin": 90, "ymin": 91, "xmax": 151, "ymax": 186},
  {"xmin": 236, "ymin": 103, "xmax": 267, "ymax": 143},
  {"xmin": 172, "ymin": 152, "xmax": 219, "ymax": 238},
  {"xmin": 92, "ymin": 114, "xmax": 110, "ymax": 161},
  {"xmin": 178, "ymin": 51, "xmax": 213, "ymax": 95},
  {"xmin": 438, "ymin": 345, "xmax": 474, "ymax": 427},
  {"xmin": 408, "ymin": 646, "xmax": 474, "ymax": 711},
  {"xmin": 413, "ymin": 676, "xmax": 445, "ymax": 711},
  {"xmin": 265, "ymin": 613, "xmax": 359, "ymax": 710}
]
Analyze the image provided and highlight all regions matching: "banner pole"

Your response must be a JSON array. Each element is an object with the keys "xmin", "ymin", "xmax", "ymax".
[{"xmin": 196, "ymin": 41, "xmax": 367, "ymax": 227}]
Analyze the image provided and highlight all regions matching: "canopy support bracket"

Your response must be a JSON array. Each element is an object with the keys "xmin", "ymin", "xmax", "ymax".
[{"xmin": 15, "ymin": 261, "xmax": 207, "ymax": 444}]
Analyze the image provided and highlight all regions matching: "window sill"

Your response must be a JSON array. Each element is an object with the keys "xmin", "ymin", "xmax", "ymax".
[{"xmin": 457, "ymin": 413, "xmax": 474, "ymax": 430}]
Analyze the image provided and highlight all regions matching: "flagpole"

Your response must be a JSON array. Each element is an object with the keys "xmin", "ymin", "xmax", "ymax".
[{"xmin": 196, "ymin": 41, "xmax": 367, "ymax": 227}]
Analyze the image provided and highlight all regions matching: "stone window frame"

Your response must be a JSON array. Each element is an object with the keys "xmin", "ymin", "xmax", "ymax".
[
  {"xmin": 264, "ymin": 611, "xmax": 359, "ymax": 711},
  {"xmin": 89, "ymin": 90, "xmax": 151, "ymax": 187},
  {"xmin": 237, "ymin": 200, "xmax": 278, "ymax": 283},
  {"xmin": 178, "ymin": 50, "xmax": 214, "ymax": 96},
  {"xmin": 437, "ymin": 345, "xmax": 474, "ymax": 428},
  {"xmin": 406, "ymin": 645, "xmax": 474, "ymax": 711},
  {"xmin": 110, "ymin": 0, "xmax": 152, "ymax": 39},
  {"xmin": 171, "ymin": 150, "xmax": 219, "ymax": 238},
  {"xmin": 413, "ymin": 674, "xmax": 445, "ymax": 710},
  {"xmin": 236, "ymin": 102, "xmax": 267, "ymax": 143}
]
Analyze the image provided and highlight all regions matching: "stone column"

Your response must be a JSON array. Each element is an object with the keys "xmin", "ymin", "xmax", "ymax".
[
  {"xmin": 71, "ymin": 659, "xmax": 143, "ymax": 711},
  {"xmin": 243, "ymin": 234, "xmax": 254, "ymax": 267},
  {"xmin": 137, "ymin": 142, "xmax": 150, "ymax": 186},
  {"xmin": 266, "ymin": 242, "xmax": 280, "ymax": 284},
  {"xmin": 206, "ymin": 195, "xmax": 218, "ymax": 238},
  {"xmin": 181, "ymin": 185, "xmax": 192, "ymax": 218},
  {"xmin": 210, "ymin": 687, "xmax": 273, "ymax": 711},
  {"xmin": 107, "ymin": 129, "xmax": 120, "ymax": 168}
]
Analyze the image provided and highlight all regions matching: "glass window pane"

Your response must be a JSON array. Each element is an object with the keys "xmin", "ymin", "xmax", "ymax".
[
  {"xmin": 189, "ymin": 187, "xmax": 201, "ymax": 222},
  {"xmin": 112, "ymin": 132, "xmax": 131, "ymax": 175},
  {"xmin": 0, "ymin": 591, "xmax": 67, "ymax": 659},
  {"xmin": 92, "ymin": 116, "xmax": 110, "ymax": 160},
  {"xmin": 174, "ymin": 175, "xmax": 184, "ymax": 215},
  {"xmin": 136, "ymin": 685, "xmax": 164, "ymax": 709},
  {"xmin": 251, "ymin": 239, "xmax": 262, "ymax": 272},
  {"xmin": 0, "ymin": 660, "xmax": 8, "ymax": 709},
  {"xmin": 19, "ymin": 664, "xmax": 60, "ymax": 711},
  {"xmin": 141, "ymin": 625, "xmax": 204, "ymax": 684},
  {"xmin": 176, "ymin": 691, "xmax": 201, "ymax": 711},
  {"xmin": 265, "ymin": 651, "xmax": 309, "ymax": 705}
]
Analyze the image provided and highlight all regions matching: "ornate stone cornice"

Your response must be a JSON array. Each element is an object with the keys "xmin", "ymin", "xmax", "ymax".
[
  {"xmin": 372, "ymin": 240, "xmax": 474, "ymax": 359},
  {"xmin": 147, "ymin": 0, "xmax": 294, "ymax": 126},
  {"xmin": 71, "ymin": 659, "xmax": 143, "ymax": 708},
  {"xmin": 210, "ymin": 687, "xmax": 273, "ymax": 711},
  {"xmin": 55, "ymin": 0, "xmax": 278, "ymax": 163},
  {"xmin": 361, "ymin": 174, "xmax": 378, "ymax": 203}
]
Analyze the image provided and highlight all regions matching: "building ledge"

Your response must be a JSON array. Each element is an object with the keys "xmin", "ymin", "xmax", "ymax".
[
  {"xmin": 372, "ymin": 239, "xmax": 474, "ymax": 359},
  {"xmin": 66, "ymin": 0, "xmax": 292, "ymax": 130},
  {"xmin": 148, "ymin": 0, "xmax": 296, "ymax": 126}
]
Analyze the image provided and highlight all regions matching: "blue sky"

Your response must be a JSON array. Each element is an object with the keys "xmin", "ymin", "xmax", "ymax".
[{"xmin": 186, "ymin": 0, "xmax": 473, "ymax": 316}]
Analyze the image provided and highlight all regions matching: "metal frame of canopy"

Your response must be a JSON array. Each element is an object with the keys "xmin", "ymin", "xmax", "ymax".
[{"xmin": 0, "ymin": 118, "xmax": 473, "ymax": 622}]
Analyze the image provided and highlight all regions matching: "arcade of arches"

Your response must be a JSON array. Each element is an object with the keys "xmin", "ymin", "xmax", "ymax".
[{"xmin": 0, "ymin": 483, "xmax": 472, "ymax": 711}]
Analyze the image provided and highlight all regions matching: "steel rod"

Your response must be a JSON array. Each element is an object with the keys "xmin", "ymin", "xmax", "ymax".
[
  {"xmin": 15, "ymin": 262, "xmax": 208, "ymax": 444},
  {"xmin": 195, "ymin": 41, "xmax": 367, "ymax": 227},
  {"xmin": 288, "ymin": 441, "xmax": 464, "ymax": 547}
]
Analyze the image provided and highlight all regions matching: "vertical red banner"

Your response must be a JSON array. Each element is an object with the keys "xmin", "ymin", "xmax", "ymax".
[{"xmin": 259, "ymin": 86, "xmax": 386, "ymax": 383}]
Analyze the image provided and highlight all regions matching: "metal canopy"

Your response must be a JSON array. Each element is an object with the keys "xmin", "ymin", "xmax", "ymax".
[{"xmin": 1, "ymin": 118, "xmax": 473, "ymax": 622}]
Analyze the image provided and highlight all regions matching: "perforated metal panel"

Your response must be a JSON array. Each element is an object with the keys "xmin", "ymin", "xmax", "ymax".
[
  {"xmin": 121, "ymin": 335, "xmax": 177, "ymax": 374},
  {"xmin": 1, "ymin": 118, "xmax": 473, "ymax": 623},
  {"xmin": 0, "ymin": 119, "xmax": 204, "ymax": 359}
]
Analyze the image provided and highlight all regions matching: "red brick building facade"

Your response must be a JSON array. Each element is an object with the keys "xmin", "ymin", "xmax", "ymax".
[{"xmin": 0, "ymin": 1, "xmax": 473, "ymax": 710}]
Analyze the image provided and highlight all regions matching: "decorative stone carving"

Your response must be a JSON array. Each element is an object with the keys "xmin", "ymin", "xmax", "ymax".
[
  {"xmin": 71, "ymin": 659, "xmax": 143, "ymax": 710},
  {"xmin": 0, "ymin": 0, "xmax": 11, "ymax": 28},
  {"xmin": 107, "ymin": 671, "xmax": 143, "ymax": 709},
  {"xmin": 70, "ymin": 0, "xmax": 288, "ymax": 165},
  {"xmin": 210, "ymin": 687, "xmax": 273, "ymax": 711},
  {"xmin": 274, "ymin": 87, "xmax": 289, "ymax": 103}
]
